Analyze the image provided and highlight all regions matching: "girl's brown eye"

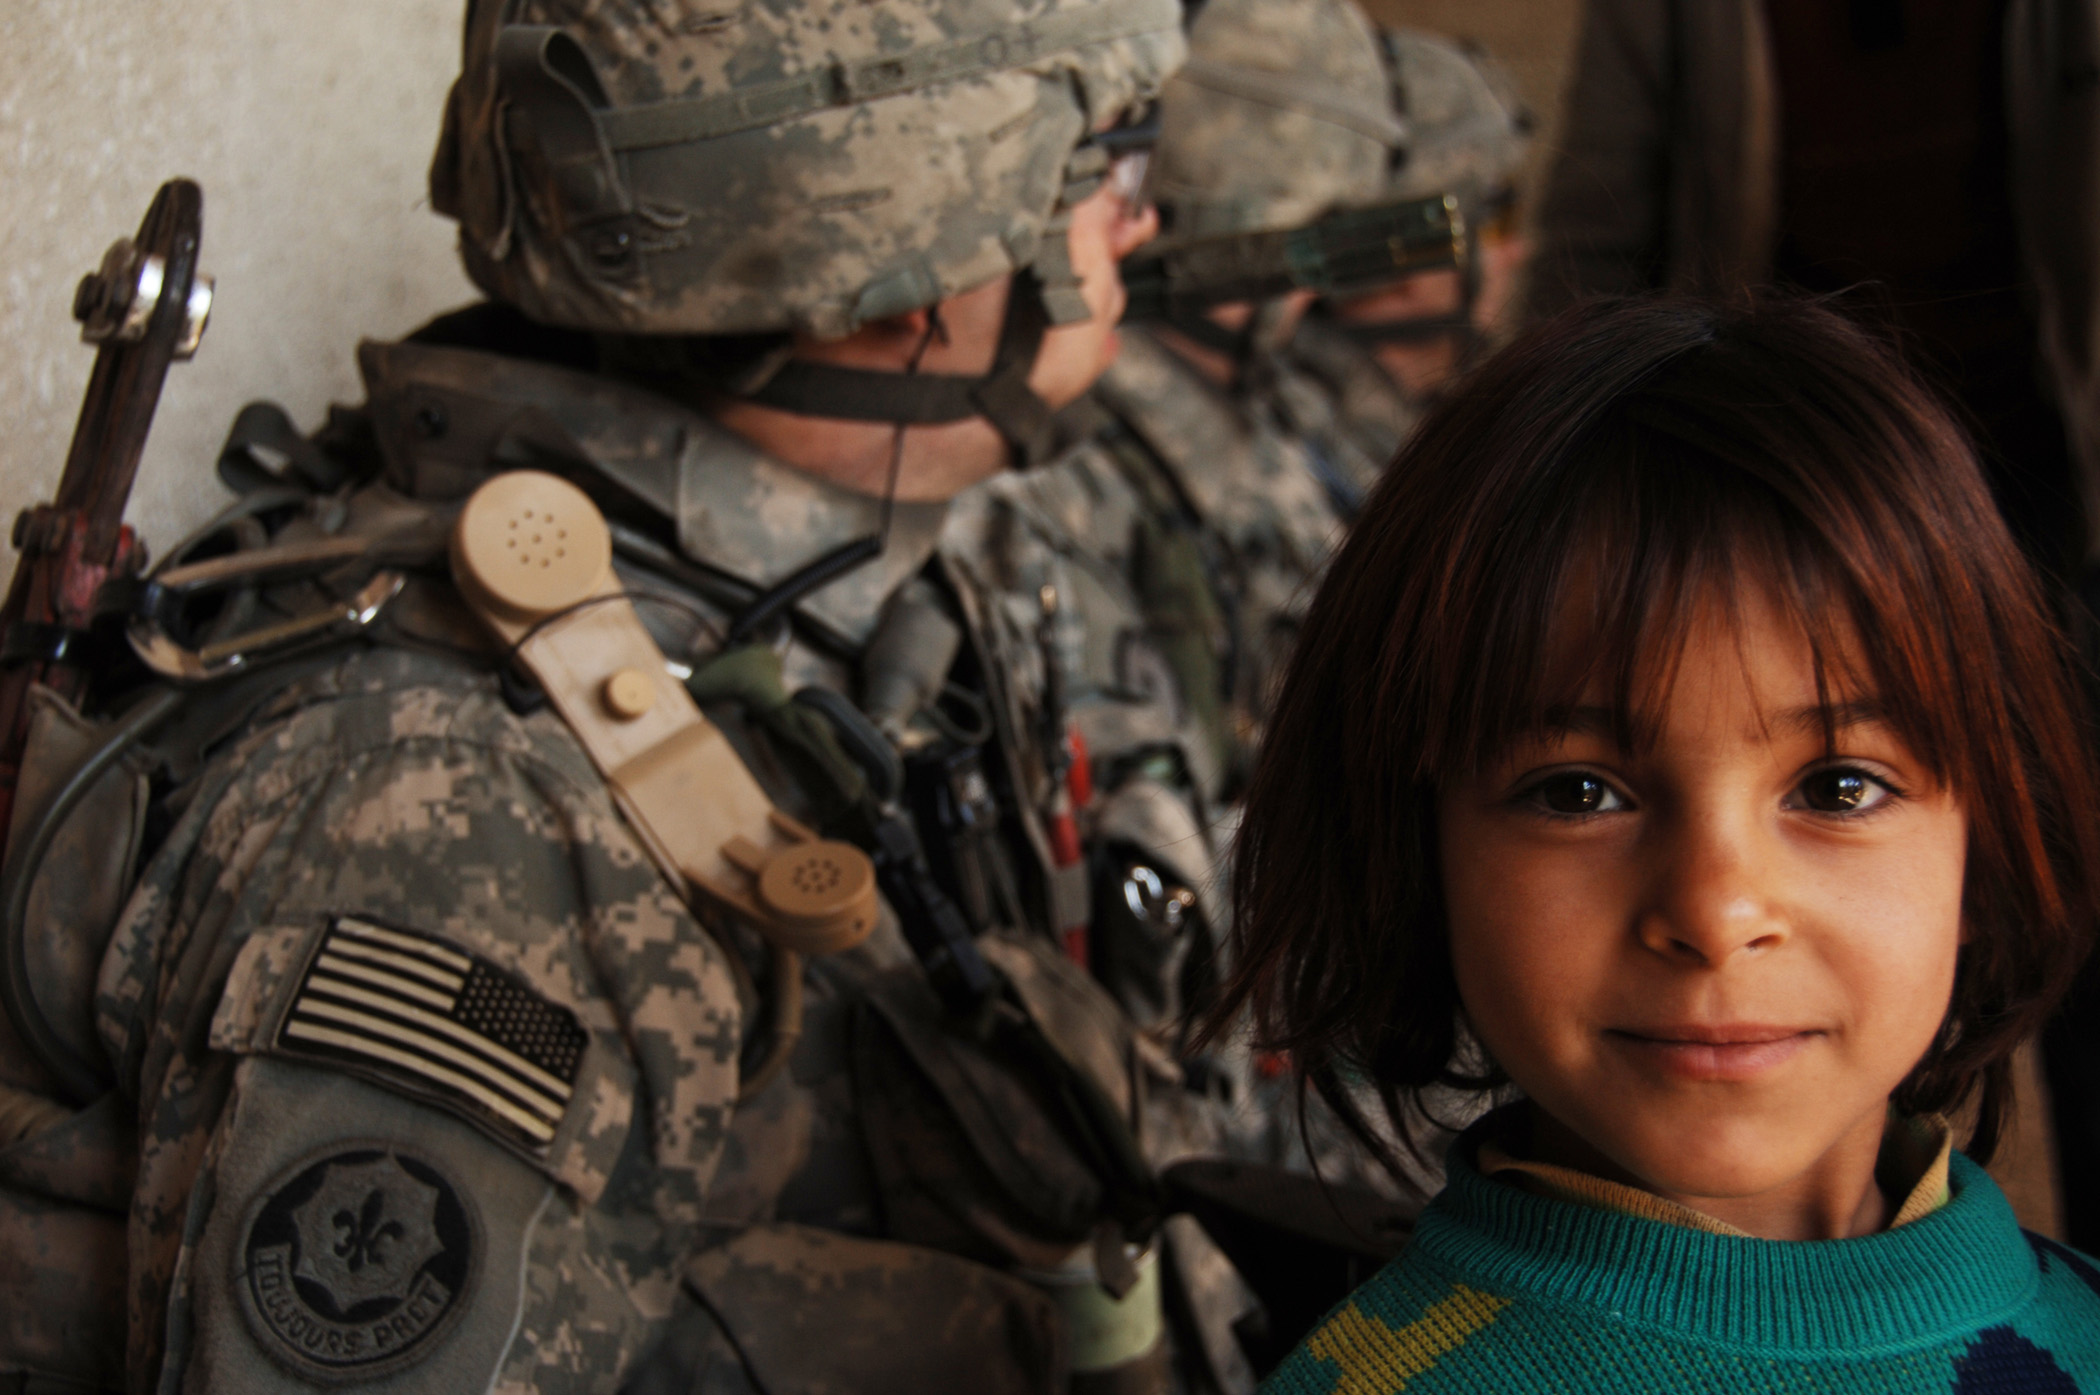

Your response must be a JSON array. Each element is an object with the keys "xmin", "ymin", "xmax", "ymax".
[
  {"xmin": 1796, "ymin": 768, "xmax": 1888, "ymax": 813},
  {"xmin": 1535, "ymin": 773, "xmax": 1618, "ymax": 814}
]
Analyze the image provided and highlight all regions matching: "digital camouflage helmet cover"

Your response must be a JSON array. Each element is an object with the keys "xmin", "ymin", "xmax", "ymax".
[
  {"xmin": 1146, "ymin": 0, "xmax": 1400, "ymax": 247},
  {"xmin": 1380, "ymin": 28, "xmax": 1531, "ymax": 228},
  {"xmin": 430, "ymin": 0, "xmax": 1186, "ymax": 341}
]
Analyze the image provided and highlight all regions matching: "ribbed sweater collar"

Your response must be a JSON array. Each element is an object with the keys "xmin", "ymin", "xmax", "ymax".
[{"xmin": 1414, "ymin": 1149, "xmax": 2035, "ymax": 1352}]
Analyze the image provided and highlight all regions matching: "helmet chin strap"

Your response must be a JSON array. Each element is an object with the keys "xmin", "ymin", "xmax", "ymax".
[
  {"xmin": 1162, "ymin": 310, "xmax": 1256, "ymax": 363},
  {"xmin": 1324, "ymin": 222, "xmax": 1487, "ymax": 366},
  {"xmin": 721, "ymin": 309, "xmax": 941, "ymax": 647},
  {"xmin": 735, "ymin": 273, "xmax": 1060, "ymax": 470},
  {"xmin": 717, "ymin": 216, "xmax": 1092, "ymax": 639},
  {"xmin": 1164, "ymin": 297, "xmax": 1299, "ymax": 391}
]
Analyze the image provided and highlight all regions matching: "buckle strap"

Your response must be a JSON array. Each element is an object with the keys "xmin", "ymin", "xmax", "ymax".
[{"xmin": 598, "ymin": 0, "xmax": 1181, "ymax": 152}]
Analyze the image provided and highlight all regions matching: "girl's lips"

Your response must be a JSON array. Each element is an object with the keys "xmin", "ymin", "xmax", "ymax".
[{"xmin": 1604, "ymin": 1026, "xmax": 1820, "ymax": 1082}]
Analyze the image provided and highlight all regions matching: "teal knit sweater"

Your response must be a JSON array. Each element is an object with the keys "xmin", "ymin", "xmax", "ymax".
[{"xmin": 1263, "ymin": 1152, "xmax": 2100, "ymax": 1393}]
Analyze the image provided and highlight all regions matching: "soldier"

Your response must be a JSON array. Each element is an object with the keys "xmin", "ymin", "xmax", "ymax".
[
  {"xmin": 1284, "ymin": 28, "xmax": 1535, "ymax": 476},
  {"xmin": 1080, "ymin": 1, "xmax": 1529, "ymax": 1200},
  {"xmin": 1087, "ymin": 0, "xmax": 1398, "ymax": 807},
  {"xmin": 0, "ymin": 0, "xmax": 1288, "ymax": 1390}
]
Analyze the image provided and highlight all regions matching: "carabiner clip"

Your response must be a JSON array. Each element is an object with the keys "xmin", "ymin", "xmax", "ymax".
[{"xmin": 128, "ymin": 568, "xmax": 406, "ymax": 682}]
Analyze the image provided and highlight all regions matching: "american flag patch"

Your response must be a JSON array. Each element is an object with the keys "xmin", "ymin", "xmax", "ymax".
[{"xmin": 277, "ymin": 917, "xmax": 588, "ymax": 1150}]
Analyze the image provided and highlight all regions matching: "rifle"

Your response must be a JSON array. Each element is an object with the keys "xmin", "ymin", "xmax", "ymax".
[{"xmin": 0, "ymin": 179, "xmax": 212, "ymax": 855}]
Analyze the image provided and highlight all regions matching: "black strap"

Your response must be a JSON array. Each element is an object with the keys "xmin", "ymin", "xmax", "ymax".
[
  {"xmin": 740, "ymin": 276, "xmax": 1060, "ymax": 468},
  {"xmin": 0, "ymin": 622, "xmax": 91, "ymax": 668},
  {"xmin": 743, "ymin": 361, "xmax": 985, "ymax": 424},
  {"xmin": 971, "ymin": 276, "xmax": 1057, "ymax": 467},
  {"xmin": 724, "ymin": 534, "xmax": 883, "ymax": 646},
  {"xmin": 1163, "ymin": 311, "xmax": 1255, "ymax": 361},
  {"xmin": 217, "ymin": 401, "xmax": 351, "ymax": 496}
]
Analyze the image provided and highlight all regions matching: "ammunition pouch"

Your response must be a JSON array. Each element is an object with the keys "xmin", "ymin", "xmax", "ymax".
[
  {"xmin": 0, "ymin": 692, "xmax": 150, "ymax": 1099},
  {"xmin": 853, "ymin": 932, "xmax": 1142, "ymax": 1270}
]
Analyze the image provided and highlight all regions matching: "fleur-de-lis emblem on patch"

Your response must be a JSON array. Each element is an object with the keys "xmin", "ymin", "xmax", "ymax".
[
  {"xmin": 292, "ymin": 1153, "xmax": 446, "ymax": 1310},
  {"xmin": 332, "ymin": 1189, "xmax": 407, "ymax": 1272}
]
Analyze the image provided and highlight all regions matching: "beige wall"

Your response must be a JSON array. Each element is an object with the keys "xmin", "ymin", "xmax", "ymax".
[
  {"xmin": 0, "ymin": 1, "xmax": 473, "ymax": 569},
  {"xmin": 0, "ymin": 1, "xmax": 1584, "ymax": 569}
]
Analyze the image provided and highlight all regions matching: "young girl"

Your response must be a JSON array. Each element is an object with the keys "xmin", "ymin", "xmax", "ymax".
[{"xmin": 1214, "ymin": 297, "xmax": 2100, "ymax": 1390}]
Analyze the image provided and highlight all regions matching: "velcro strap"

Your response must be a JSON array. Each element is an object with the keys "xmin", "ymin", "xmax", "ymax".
[
  {"xmin": 1176, "ymin": 57, "xmax": 1407, "ymax": 147},
  {"xmin": 599, "ymin": 0, "xmax": 1180, "ymax": 151},
  {"xmin": 1032, "ymin": 212, "xmax": 1094, "ymax": 325}
]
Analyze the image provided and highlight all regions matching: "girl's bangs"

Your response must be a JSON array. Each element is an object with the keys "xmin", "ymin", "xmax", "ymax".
[{"xmin": 1407, "ymin": 374, "xmax": 1987, "ymax": 801}]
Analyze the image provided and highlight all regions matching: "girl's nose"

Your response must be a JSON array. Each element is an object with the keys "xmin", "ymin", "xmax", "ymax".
[{"xmin": 1634, "ymin": 816, "xmax": 1791, "ymax": 966}]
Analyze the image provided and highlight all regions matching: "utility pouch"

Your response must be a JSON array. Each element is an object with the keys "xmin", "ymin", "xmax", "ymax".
[
  {"xmin": 681, "ymin": 1224, "xmax": 1065, "ymax": 1395},
  {"xmin": 0, "ymin": 689, "xmax": 150, "ymax": 1096},
  {"xmin": 851, "ymin": 933, "xmax": 1138, "ymax": 1271},
  {"xmin": 0, "ymin": 1092, "xmax": 134, "ymax": 1393},
  {"xmin": 0, "ymin": 1183, "xmax": 126, "ymax": 1393}
]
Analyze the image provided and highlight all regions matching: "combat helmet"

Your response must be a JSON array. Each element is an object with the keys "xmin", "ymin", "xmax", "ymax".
[
  {"xmin": 1380, "ymin": 29, "xmax": 1531, "ymax": 239},
  {"xmin": 1117, "ymin": 0, "xmax": 1477, "ymax": 351},
  {"xmin": 1144, "ymin": 0, "xmax": 1397, "ymax": 246},
  {"xmin": 429, "ymin": 0, "xmax": 1184, "ymax": 342},
  {"xmin": 1314, "ymin": 28, "xmax": 1534, "ymax": 359}
]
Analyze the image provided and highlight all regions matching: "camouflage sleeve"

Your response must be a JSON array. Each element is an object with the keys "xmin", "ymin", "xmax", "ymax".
[{"xmin": 95, "ymin": 649, "xmax": 741, "ymax": 1394}]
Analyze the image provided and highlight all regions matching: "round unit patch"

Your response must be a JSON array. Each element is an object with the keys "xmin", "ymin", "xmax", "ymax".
[{"xmin": 241, "ymin": 1146, "xmax": 477, "ymax": 1382}]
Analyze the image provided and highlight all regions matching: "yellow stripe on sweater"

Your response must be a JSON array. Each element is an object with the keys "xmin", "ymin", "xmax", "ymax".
[{"xmin": 1304, "ymin": 1283, "xmax": 1511, "ymax": 1394}]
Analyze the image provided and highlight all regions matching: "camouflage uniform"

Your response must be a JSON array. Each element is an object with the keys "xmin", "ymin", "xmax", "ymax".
[
  {"xmin": 1091, "ymin": 0, "xmax": 1392, "ymax": 792},
  {"xmin": 0, "ymin": 0, "xmax": 1283, "ymax": 1390},
  {"xmin": 1087, "ymin": 330, "xmax": 1344, "ymax": 795},
  {"xmin": 1273, "ymin": 319, "xmax": 1426, "ymax": 497},
  {"xmin": 1091, "ymin": 1, "xmax": 1497, "ymax": 1200}
]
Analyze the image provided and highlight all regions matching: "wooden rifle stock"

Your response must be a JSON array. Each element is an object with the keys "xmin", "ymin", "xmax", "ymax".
[{"xmin": 0, "ymin": 179, "xmax": 208, "ymax": 853}]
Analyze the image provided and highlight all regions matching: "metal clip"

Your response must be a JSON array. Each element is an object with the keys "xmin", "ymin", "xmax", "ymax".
[
  {"xmin": 128, "ymin": 570, "xmax": 405, "ymax": 682},
  {"xmin": 139, "ymin": 536, "xmax": 379, "ymax": 599}
]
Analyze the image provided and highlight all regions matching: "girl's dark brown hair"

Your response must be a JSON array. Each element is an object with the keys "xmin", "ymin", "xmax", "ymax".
[{"xmin": 1203, "ymin": 295, "xmax": 2099, "ymax": 1174}]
